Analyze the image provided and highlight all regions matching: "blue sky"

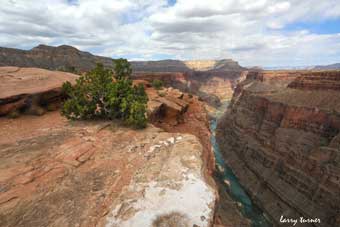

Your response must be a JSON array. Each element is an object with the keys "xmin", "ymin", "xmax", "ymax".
[
  {"xmin": 284, "ymin": 19, "xmax": 340, "ymax": 34},
  {"xmin": 1, "ymin": 0, "xmax": 340, "ymax": 67},
  {"xmin": 167, "ymin": 0, "xmax": 176, "ymax": 6}
]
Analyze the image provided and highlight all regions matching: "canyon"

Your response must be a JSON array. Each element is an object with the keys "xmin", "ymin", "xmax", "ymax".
[
  {"xmin": 131, "ymin": 71, "xmax": 244, "ymax": 111},
  {"xmin": 216, "ymin": 70, "xmax": 340, "ymax": 227},
  {"xmin": 1, "ymin": 45, "xmax": 340, "ymax": 227}
]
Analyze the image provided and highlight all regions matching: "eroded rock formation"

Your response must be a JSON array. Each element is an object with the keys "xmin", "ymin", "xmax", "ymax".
[
  {"xmin": 216, "ymin": 70, "xmax": 340, "ymax": 227},
  {"xmin": 147, "ymin": 87, "xmax": 189, "ymax": 125},
  {"xmin": 133, "ymin": 70, "xmax": 244, "ymax": 109},
  {"xmin": 0, "ymin": 67, "xmax": 78, "ymax": 116}
]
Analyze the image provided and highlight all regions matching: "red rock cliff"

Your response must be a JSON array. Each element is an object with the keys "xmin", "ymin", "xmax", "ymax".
[
  {"xmin": 133, "ymin": 71, "xmax": 244, "ymax": 109},
  {"xmin": 216, "ymin": 70, "xmax": 340, "ymax": 227}
]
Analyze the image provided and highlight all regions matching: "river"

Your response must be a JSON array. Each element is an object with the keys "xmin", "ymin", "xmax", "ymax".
[{"xmin": 210, "ymin": 119, "xmax": 272, "ymax": 227}]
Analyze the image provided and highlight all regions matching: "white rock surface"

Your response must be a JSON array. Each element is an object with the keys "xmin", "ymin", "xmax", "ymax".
[{"xmin": 105, "ymin": 134, "xmax": 216, "ymax": 227}]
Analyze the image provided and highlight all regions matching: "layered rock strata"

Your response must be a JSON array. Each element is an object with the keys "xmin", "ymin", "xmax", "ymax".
[
  {"xmin": 288, "ymin": 71, "xmax": 340, "ymax": 91},
  {"xmin": 216, "ymin": 70, "xmax": 340, "ymax": 227},
  {"xmin": 133, "ymin": 70, "xmax": 244, "ymax": 109}
]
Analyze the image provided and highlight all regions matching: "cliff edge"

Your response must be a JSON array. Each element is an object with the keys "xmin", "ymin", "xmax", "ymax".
[
  {"xmin": 0, "ymin": 67, "xmax": 218, "ymax": 227},
  {"xmin": 216, "ymin": 70, "xmax": 340, "ymax": 227}
]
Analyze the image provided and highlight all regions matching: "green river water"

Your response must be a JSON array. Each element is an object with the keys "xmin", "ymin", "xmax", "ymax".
[{"xmin": 210, "ymin": 119, "xmax": 272, "ymax": 227}]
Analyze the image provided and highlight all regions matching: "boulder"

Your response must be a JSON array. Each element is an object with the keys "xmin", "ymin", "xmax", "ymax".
[{"xmin": 146, "ymin": 87, "xmax": 189, "ymax": 125}]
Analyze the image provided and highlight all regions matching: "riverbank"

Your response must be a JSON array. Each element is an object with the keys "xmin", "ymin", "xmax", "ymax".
[{"xmin": 210, "ymin": 119, "xmax": 272, "ymax": 227}]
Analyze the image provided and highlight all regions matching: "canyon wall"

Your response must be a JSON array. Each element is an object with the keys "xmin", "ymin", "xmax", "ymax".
[
  {"xmin": 216, "ymin": 70, "xmax": 340, "ymax": 226},
  {"xmin": 133, "ymin": 59, "xmax": 245, "ymax": 72},
  {"xmin": 133, "ymin": 62, "xmax": 245, "ymax": 109},
  {"xmin": 133, "ymin": 70, "xmax": 245, "ymax": 109}
]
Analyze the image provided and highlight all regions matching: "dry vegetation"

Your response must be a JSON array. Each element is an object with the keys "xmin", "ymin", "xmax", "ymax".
[{"xmin": 152, "ymin": 212, "xmax": 189, "ymax": 227}]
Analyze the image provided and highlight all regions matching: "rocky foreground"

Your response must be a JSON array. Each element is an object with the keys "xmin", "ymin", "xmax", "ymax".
[
  {"xmin": 216, "ymin": 70, "xmax": 340, "ymax": 227},
  {"xmin": 0, "ymin": 66, "xmax": 254, "ymax": 227},
  {"xmin": 0, "ymin": 111, "xmax": 217, "ymax": 227}
]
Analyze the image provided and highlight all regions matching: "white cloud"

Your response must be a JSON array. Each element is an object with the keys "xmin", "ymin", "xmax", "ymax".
[
  {"xmin": 267, "ymin": 1, "xmax": 291, "ymax": 14},
  {"xmin": 0, "ymin": 0, "xmax": 340, "ymax": 66}
]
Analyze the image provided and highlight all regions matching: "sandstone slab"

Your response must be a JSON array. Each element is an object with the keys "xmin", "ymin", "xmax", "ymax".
[{"xmin": 0, "ymin": 67, "xmax": 78, "ymax": 116}]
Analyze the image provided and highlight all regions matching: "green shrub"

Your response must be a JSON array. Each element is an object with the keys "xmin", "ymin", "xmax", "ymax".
[
  {"xmin": 152, "ymin": 79, "xmax": 164, "ymax": 90},
  {"xmin": 61, "ymin": 60, "xmax": 148, "ymax": 128},
  {"xmin": 113, "ymin": 58, "xmax": 132, "ymax": 80}
]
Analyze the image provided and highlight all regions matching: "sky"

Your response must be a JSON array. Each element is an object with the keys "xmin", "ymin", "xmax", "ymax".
[{"xmin": 1, "ymin": 0, "xmax": 340, "ymax": 67}]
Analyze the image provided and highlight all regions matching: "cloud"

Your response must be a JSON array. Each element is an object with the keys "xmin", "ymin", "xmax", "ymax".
[{"xmin": 0, "ymin": 0, "xmax": 340, "ymax": 66}]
